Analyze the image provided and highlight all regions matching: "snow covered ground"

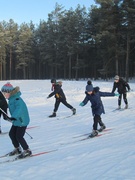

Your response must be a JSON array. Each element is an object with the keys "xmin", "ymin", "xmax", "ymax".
[{"xmin": 0, "ymin": 79, "xmax": 135, "ymax": 180}]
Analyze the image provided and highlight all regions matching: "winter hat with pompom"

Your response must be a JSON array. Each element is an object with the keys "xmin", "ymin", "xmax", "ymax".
[
  {"xmin": 87, "ymin": 80, "xmax": 92, "ymax": 85},
  {"xmin": 1, "ymin": 82, "xmax": 14, "ymax": 93},
  {"xmin": 86, "ymin": 84, "xmax": 93, "ymax": 92}
]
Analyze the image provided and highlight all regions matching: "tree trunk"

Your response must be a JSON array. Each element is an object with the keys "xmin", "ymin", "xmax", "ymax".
[
  {"xmin": 23, "ymin": 66, "xmax": 26, "ymax": 79},
  {"xmin": 68, "ymin": 55, "xmax": 71, "ymax": 79},
  {"xmin": 115, "ymin": 52, "xmax": 119, "ymax": 75},
  {"xmin": 9, "ymin": 48, "xmax": 12, "ymax": 79},
  {"xmin": 75, "ymin": 54, "xmax": 79, "ymax": 80},
  {"xmin": 125, "ymin": 34, "xmax": 129, "ymax": 81}
]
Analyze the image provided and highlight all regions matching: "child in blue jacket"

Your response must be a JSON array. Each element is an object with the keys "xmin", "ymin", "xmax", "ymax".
[
  {"xmin": 1, "ymin": 82, "xmax": 32, "ymax": 158},
  {"xmin": 80, "ymin": 81, "xmax": 118, "ymax": 137}
]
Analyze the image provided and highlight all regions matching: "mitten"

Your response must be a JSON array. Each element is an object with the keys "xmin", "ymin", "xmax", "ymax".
[
  {"xmin": 115, "ymin": 93, "xmax": 120, "ymax": 96},
  {"xmin": 8, "ymin": 117, "xmax": 16, "ymax": 121},
  {"xmin": 79, "ymin": 102, "xmax": 84, "ymax": 106}
]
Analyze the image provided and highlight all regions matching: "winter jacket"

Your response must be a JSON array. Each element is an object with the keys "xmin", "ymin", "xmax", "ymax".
[
  {"xmin": 81, "ymin": 87, "xmax": 115, "ymax": 116},
  {"xmin": 48, "ymin": 83, "xmax": 66, "ymax": 100},
  {"xmin": 0, "ymin": 91, "xmax": 8, "ymax": 110},
  {"xmin": 8, "ymin": 87, "xmax": 30, "ymax": 127},
  {"xmin": 0, "ymin": 91, "xmax": 8, "ymax": 119},
  {"xmin": 112, "ymin": 78, "xmax": 130, "ymax": 94}
]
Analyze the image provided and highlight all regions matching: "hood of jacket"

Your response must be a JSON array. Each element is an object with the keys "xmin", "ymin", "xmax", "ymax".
[{"xmin": 9, "ymin": 86, "xmax": 21, "ymax": 99}]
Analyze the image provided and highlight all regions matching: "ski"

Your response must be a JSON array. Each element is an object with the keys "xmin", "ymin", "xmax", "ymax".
[
  {"xmin": 57, "ymin": 115, "xmax": 73, "ymax": 120},
  {"xmin": 0, "ymin": 153, "xmax": 10, "ymax": 158},
  {"xmin": 31, "ymin": 149, "xmax": 57, "ymax": 157},
  {"xmin": 48, "ymin": 113, "xmax": 77, "ymax": 120},
  {"xmin": 57, "ymin": 114, "xmax": 77, "ymax": 120},
  {"xmin": 112, "ymin": 108, "xmax": 121, "ymax": 112},
  {"xmin": 26, "ymin": 126, "xmax": 39, "ymax": 130},
  {"xmin": 73, "ymin": 128, "xmax": 112, "ymax": 138},
  {"xmin": 0, "ymin": 149, "xmax": 58, "ymax": 164},
  {"xmin": 79, "ymin": 133, "xmax": 103, "ymax": 141},
  {"xmin": 61, "ymin": 130, "xmax": 112, "ymax": 146},
  {"xmin": 48, "ymin": 116, "xmax": 72, "ymax": 120},
  {"xmin": 0, "ymin": 132, "xmax": 8, "ymax": 136},
  {"xmin": 112, "ymin": 108, "xmax": 130, "ymax": 112}
]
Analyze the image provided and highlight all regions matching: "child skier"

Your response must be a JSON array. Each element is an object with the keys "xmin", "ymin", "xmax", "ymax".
[
  {"xmin": 47, "ymin": 79, "xmax": 76, "ymax": 117},
  {"xmin": 1, "ymin": 82, "xmax": 32, "ymax": 158},
  {"xmin": 112, "ymin": 75, "xmax": 130, "ymax": 109},
  {"xmin": 79, "ymin": 80, "xmax": 118, "ymax": 138}
]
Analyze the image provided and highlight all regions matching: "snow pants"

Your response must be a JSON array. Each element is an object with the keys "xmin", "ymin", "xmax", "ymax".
[
  {"xmin": 93, "ymin": 115, "xmax": 104, "ymax": 130},
  {"xmin": 118, "ymin": 93, "xmax": 128, "ymax": 106},
  {"xmin": 9, "ymin": 125, "xmax": 29, "ymax": 150},
  {"xmin": 53, "ymin": 98, "xmax": 73, "ymax": 112}
]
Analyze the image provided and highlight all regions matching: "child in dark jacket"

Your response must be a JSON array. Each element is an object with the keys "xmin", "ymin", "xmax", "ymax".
[
  {"xmin": 112, "ymin": 75, "xmax": 130, "ymax": 109},
  {"xmin": 0, "ymin": 91, "xmax": 8, "ymax": 133},
  {"xmin": 47, "ymin": 79, "xmax": 76, "ymax": 117},
  {"xmin": 80, "ymin": 81, "xmax": 118, "ymax": 137}
]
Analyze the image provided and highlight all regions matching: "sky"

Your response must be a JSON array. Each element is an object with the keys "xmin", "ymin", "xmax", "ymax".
[
  {"xmin": 0, "ymin": 0, "xmax": 95, "ymax": 25},
  {"xmin": 0, "ymin": 79, "xmax": 135, "ymax": 180}
]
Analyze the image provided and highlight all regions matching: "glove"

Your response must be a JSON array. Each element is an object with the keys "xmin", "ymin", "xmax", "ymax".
[
  {"xmin": 115, "ymin": 93, "xmax": 120, "ymax": 96},
  {"xmin": 79, "ymin": 102, "xmax": 84, "ymax": 106},
  {"xmin": 8, "ymin": 117, "xmax": 16, "ymax": 121}
]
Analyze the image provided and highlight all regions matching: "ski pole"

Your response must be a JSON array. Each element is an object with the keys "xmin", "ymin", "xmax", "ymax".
[
  {"xmin": 0, "ymin": 108, "xmax": 12, "ymax": 122},
  {"xmin": 25, "ymin": 131, "xmax": 33, "ymax": 139},
  {"xmin": 0, "ymin": 108, "xmax": 33, "ymax": 139}
]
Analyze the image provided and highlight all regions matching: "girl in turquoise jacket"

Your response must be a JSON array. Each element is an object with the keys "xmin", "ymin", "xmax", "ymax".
[
  {"xmin": 8, "ymin": 87, "xmax": 30, "ymax": 127},
  {"xmin": 1, "ymin": 82, "xmax": 32, "ymax": 158}
]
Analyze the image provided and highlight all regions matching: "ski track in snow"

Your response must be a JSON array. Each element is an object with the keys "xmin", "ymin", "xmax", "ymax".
[{"xmin": 0, "ymin": 80, "xmax": 135, "ymax": 180}]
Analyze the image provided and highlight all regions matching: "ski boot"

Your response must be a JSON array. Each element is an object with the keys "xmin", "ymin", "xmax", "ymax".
[
  {"xmin": 8, "ymin": 147, "xmax": 22, "ymax": 156},
  {"xmin": 116, "ymin": 106, "xmax": 121, "ymax": 110},
  {"xmin": 89, "ymin": 130, "xmax": 98, "ymax": 138},
  {"xmin": 98, "ymin": 125, "xmax": 106, "ymax": 132},
  {"xmin": 49, "ymin": 112, "xmax": 56, "ymax": 118},
  {"xmin": 17, "ymin": 149, "xmax": 32, "ymax": 159},
  {"xmin": 72, "ymin": 108, "xmax": 76, "ymax": 115},
  {"xmin": 125, "ymin": 104, "xmax": 128, "ymax": 109}
]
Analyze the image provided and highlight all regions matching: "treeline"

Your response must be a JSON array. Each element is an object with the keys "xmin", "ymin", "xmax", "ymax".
[{"xmin": 0, "ymin": 0, "xmax": 135, "ymax": 81}]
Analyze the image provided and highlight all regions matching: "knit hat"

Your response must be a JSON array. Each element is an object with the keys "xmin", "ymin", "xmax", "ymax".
[
  {"xmin": 86, "ymin": 84, "xmax": 93, "ymax": 92},
  {"xmin": 87, "ymin": 80, "xmax": 92, "ymax": 85},
  {"xmin": 114, "ymin": 75, "xmax": 119, "ymax": 80},
  {"xmin": 1, "ymin": 82, "xmax": 14, "ymax": 93},
  {"xmin": 51, "ymin": 79, "xmax": 56, "ymax": 83}
]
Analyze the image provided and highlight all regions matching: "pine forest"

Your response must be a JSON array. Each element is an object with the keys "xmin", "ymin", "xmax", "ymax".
[{"xmin": 0, "ymin": 0, "xmax": 135, "ymax": 81}]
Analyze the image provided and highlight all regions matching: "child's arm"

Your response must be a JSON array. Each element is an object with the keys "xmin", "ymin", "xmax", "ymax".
[
  {"xmin": 79, "ymin": 95, "xmax": 89, "ymax": 106},
  {"xmin": 99, "ymin": 91, "xmax": 117, "ymax": 97}
]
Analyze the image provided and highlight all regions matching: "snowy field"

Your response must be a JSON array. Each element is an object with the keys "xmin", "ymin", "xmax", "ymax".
[{"xmin": 0, "ymin": 79, "xmax": 135, "ymax": 180}]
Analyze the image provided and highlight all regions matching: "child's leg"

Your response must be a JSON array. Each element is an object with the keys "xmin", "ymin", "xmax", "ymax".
[
  {"xmin": 118, "ymin": 94, "xmax": 122, "ymax": 106},
  {"xmin": 93, "ymin": 115, "xmax": 100, "ymax": 130},
  {"xmin": 98, "ymin": 116, "xmax": 104, "ymax": 126},
  {"xmin": 16, "ymin": 126, "xmax": 29, "ymax": 150},
  {"xmin": 54, "ymin": 99, "xmax": 60, "ymax": 112},
  {"xmin": 61, "ymin": 99, "xmax": 73, "ymax": 109},
  {"xmin": 9, "ymin": 125, "xmax": 20, "ymax": 148},
  {"xmin": 123, "ymin": 93, "xmax": 128, "ymax": 105}
]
